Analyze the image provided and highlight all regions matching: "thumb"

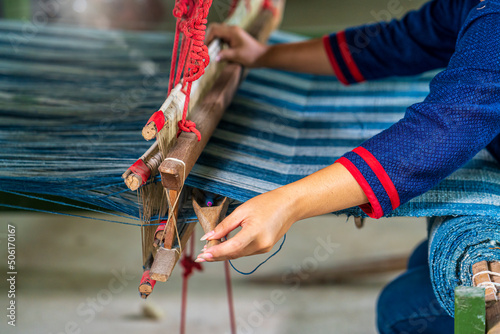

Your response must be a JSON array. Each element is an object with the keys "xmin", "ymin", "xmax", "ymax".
[
  {"xmin": 205, "ymin": 210, "xmax": 244, "ymax": 240},
  {"xmin": 216, "ymin": 48, "xmax": 238, "ymax": 63}
]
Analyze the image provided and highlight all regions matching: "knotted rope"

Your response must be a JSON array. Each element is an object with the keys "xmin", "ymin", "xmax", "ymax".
[{"xmin": 168, "ymin": 0, "xmax": 213, "ymax": 141}]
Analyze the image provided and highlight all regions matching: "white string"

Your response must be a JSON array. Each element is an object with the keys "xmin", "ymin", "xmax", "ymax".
[
  {"xmin": 473, "ymin": 270, "xmax": 500, "ymax": 301},
  {"xmin": 472, "ymin": 270, "xmax": 500, "ymax": 282},
  {"xmin": 159, "ymin": 158, "xmax": 187, "ymax": 253}
]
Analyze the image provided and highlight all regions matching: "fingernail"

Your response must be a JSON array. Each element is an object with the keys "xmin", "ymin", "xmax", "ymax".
[
  {"xmin": 195, "ymin": 258, "xmax": 206, "ymax": 263},
  {"xmin": 200, "ymin": 231, "xmax": 215, "ymax": 241},
  {"xmin": 215, "ymin": 55, "xmax": 221, "ymax": 62},
  {"xmin": 201, "ymin": 253, "xmax": 213, "ymax": 260}
]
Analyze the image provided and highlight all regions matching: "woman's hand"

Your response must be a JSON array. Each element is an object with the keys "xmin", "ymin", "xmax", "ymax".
[
  {"xmin": 205, "ymin": 23, "xmax": 269, "ymax": 67},
  {"xmin": 195, "ymin": 163, "xmax": 368, "ymax": 262},
  {"xmin": 195, "ymin": 187, "xmax": 298, "ymax": 262}
]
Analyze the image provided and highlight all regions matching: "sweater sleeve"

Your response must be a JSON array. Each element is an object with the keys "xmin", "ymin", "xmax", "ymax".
[
  {"xmin": 337, "ymin": 2, "xmax": 500, "ymax": 218},
  {"xmin": 323, "ymin": 0, "xmax": 478, "ymax": 85}
]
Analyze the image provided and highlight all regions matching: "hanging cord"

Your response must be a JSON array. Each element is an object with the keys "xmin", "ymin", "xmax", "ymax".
[
  {"xmin": 180, "ymin": 230, "xmax": 203, "ymax": 334},
  {"xmin": 224, "ymin": 260, "xmax": 237, "ymax": 334},
  {"xmin": 177, "ymin": 0, "xmax": 212, "ymax": 141},
  {"xmin": 229, "ymin": 234, "xmax": 287, "ymax": 275}
]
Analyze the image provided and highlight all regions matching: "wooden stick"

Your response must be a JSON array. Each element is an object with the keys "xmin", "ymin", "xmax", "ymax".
[
  {"xmin": 122, "ymin": 141, "xmax": 162, "ymax": 191},
  {"xmin": 471, "ymin": 260, "xmax": 500, "ymax": 333},
  {"xmin": 192, "ymin": 189, "xmax": 229, "ymax": 248},
  {"xmin": 250, "ymin": 254, "xmax": 409, "ymax": 285},
  {"xmin": 472, "ymin": 261, "xmax": 497, "ymax": 303},
  {"xmin": 138, "ymin": 252, "xmax": 156, "ymax": 299},
  {"xmin": 487, "ymin": 300, "xmax": 500, "ymax": 333}
]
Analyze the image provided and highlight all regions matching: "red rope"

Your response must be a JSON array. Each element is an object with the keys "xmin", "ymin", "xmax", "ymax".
[
  {"xmin": 180, "ymin": 231, "xmax": 203, "ymax": 334},
  {"xmin": 262, "ymin": 0, "xmax": 277, "ymax": 15},
  {"xmin": 168, "ymin": 0, "xmax": 213, "ymax": 142},
  {"xmin": 179, "ymin": 233, "xmax": 237, "ymax": 334},
  {"xmin": 225, "ymin": 260, "xmax": 237, "ymax": 334}
]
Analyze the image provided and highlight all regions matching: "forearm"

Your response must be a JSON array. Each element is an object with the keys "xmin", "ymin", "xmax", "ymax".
[
  {"xmin": 276, "ymin": 163, "xmax": 368, "ymax": 222},
  {"xmin": 255, "ymin": 38, "xmax": 334, "ymax": 75}
]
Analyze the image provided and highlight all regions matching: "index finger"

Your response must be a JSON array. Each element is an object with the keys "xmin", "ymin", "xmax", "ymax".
[{"xmin": 200, "ymin": 227, "xmax": 256, "ymax": 262}]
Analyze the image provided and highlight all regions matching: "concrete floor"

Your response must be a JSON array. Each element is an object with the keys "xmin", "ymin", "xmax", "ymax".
[{"xmin": 0, "ymin": 212, "xmax": 426, "ymax": 333}]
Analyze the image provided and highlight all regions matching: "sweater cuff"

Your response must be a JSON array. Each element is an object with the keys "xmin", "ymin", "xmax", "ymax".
[
  {"xmin": 322, "ymin": 32, "xmax": 366, "ymax": 86},
  {"xmin": 337, "ymin": 147, "xmax": 400, "ymax": 218}
]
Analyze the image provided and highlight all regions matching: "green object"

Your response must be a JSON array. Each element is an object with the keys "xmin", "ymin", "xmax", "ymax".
[
  {"xmin": 455, "ymin": 286, "xmax": 486, "ymax": 334},
  {"xmin": 3, "ymin": 0, "xmax": 31, "ymax": 20}
]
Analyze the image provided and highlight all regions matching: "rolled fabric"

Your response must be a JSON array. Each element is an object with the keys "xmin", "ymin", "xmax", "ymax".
[{"xmin": 428, "ymin": 215, "xmax": 500, "ymax": 316}]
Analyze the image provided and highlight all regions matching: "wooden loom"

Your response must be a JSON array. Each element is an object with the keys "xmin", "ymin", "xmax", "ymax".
[{"xmin": 121, "ymin": 0, "xmax": 285, "ymax": 298}]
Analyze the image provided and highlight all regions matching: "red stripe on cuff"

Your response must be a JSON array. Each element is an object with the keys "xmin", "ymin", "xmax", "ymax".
[
  {"xmin": 337, "ymin": 157, "xmax": 384, "ymax": 219},
  {"xmin": 336, "ymin": 31, "xmax": 365, "ymax": 83},
  {"xmin": 322, "ymin": 35, "xmax": 349, "ymax": 85},
  {"xmin": 353, "ymin": 147, "xmax": 400, "ymax": 210}
]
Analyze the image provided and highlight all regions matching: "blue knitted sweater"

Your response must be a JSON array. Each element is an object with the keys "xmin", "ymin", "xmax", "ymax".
[{"xmin": 324, "ymin": 0, "xmax": 500, "ymax": 218}]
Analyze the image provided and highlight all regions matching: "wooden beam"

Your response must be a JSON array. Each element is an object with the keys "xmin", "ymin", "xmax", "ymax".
[{"xmin": 250, "ymin": 254, "xmax": 408, "ymax": 285}]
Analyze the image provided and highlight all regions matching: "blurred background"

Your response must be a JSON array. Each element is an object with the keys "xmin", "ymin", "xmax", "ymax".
[
  {"xmin": 0, "ymin": 0, "xmax": 427, "ymax": 35},
  {"xmin": 0, "ymin": 0, "xmax": 429, "ymax": 333}
]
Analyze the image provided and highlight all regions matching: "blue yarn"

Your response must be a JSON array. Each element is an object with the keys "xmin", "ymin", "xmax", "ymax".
[
  {"xmin": 229, "ymin": 234, "xmax": 286, "ymax": 275},
  {"xmin": 0, "ymin": 203, "xmax": 142, "ymax": 226},
  {"xmin": 2, "ymin": 189, "xmax": 138, "ymax": 221}
]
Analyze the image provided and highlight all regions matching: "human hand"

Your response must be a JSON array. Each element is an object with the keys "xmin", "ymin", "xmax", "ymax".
[
  {"xmin": 195, "ymin": 188, "xmax": 297, "ymax": 262},
  {"xmin": 205, "ymin": 23, "xmax": 269, "ymax": 67}
]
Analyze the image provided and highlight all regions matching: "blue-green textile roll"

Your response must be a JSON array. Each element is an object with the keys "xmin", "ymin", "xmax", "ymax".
[{"xmin": 429, "ymin": 215, "xmax": 500, "ymax": 317}]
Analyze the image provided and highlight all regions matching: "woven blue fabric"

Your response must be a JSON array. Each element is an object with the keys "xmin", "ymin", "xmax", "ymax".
[
  {"xmin": 428, "ymin": 216, "xmax": 500, "ymax": 317},
  {"xmin": 0, "ymin": 20, "xmax": 499, "ymax": 222}
]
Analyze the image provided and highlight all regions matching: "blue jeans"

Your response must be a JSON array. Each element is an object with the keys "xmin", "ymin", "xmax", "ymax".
[{"xmin": 376, "ymin": 240, "xmax": 454, "ymax": 334}]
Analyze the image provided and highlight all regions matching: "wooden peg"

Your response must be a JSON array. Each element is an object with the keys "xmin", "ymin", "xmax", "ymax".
[
  {"xmin": 139, "ymin": 252, "xmax": 156, "ymax": 299},
  {"xmin": 192, "ymin": 189, "xmax": 229, "ymax": 248},
  {"xmin": 487, "ymin": 262, "xmax": 500, "ymax": 333}
]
